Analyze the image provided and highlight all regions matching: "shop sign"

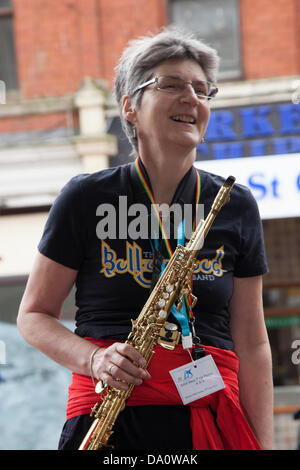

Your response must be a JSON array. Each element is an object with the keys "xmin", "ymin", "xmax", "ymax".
[
  {"xmin": 196, "ymin": 102, "xmax": 300, "ymax": 160},
  {"xmin": 265, "ymin": 315, "xmax": 300, "ymax": 329},
  {"xmin": 110, "ymin": 101, "xmax": 300, "ymax": 220},
  {"xmin": 195, "ymin": 153, "xmax": 300, "ymax": 219},
  {"xmin": 194, "ymin": 101, "xmax": 300, "ymax": 220}
]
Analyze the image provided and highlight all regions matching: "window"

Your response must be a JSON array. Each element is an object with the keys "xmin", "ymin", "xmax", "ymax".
[
  {"xmin": 0, "ymin": 0, "xmax": 18, "ymax": 91},
  {"xmin": 169, "ymin": 0, "xmax": 241, "ymax": 80}
]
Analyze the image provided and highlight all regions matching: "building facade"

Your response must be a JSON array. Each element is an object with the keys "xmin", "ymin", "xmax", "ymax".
[{"xmin": 0, "ymin": 0, "xmax": 300, "ymax": 449}]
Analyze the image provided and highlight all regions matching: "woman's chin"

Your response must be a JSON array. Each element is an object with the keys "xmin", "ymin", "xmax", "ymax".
[{"xmin": 169, "ymin": 133, "xmax": 200, "ymax": 150}]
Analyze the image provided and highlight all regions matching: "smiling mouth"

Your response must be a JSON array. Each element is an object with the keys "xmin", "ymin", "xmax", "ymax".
[{"xmin": 171, "ymin": 115, "xmax": 196, "ymax": 124}]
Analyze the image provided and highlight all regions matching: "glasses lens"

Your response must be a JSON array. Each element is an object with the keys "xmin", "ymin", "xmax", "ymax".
[
  {"xmin": 157, "ymin": 76, "xmax": 185, "ymax": 93},
  {"xmin": 157, "ymin": 76, "xmax": 217, "ymax": 99},
  {"xmin": 207, "ymin": 86, "xmax": 218, "ymax": 99},
  {"xmin": 192, "ymin": 81, "xmax": 209, "ymax": 98}
]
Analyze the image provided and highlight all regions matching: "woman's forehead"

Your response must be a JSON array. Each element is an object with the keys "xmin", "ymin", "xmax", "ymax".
[{"xmin": 151, "ymin": 58, "xmax": 207, "ymax": 82}]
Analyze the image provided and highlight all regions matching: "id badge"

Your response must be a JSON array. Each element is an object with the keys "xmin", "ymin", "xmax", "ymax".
[{"xmin": 169, "ymin": 354, "xmax": 225, "ymax": 405}]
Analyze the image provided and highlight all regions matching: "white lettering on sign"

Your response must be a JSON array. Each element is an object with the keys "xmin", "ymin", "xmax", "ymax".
[{"xmin": 195, "ymin": 153, "xmax": 300, "ymax": 220}]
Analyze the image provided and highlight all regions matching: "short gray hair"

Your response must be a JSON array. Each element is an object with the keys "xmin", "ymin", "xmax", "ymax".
[{"xmin": 114, "ymin": 26, "xmax": 220, "ymax": 156}]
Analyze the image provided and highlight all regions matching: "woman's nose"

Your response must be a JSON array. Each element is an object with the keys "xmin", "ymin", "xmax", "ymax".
[{"xmin": 179, "ymin": 84, "xmax": 200, "ymax": 105}]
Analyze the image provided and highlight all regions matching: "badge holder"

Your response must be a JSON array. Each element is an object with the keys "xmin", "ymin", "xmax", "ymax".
[{"xmin": 189, "ymin": 317, "xmax": 206, "ymax": 360}]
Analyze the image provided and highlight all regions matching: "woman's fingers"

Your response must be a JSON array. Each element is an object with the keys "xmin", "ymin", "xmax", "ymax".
[
  {"xmin": 101, "ymin": 369, "xmax": 131, "ymax": 391},
  {"xmin": 112, "ymin": 347, "xmax": 151, "ymax": 378},
  {"xmin": 93, "ymin": 342, "xmax": 151, "ymax": 391}
]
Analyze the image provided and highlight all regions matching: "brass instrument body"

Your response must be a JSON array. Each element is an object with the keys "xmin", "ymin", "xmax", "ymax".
[{"xmin": 79, "ymin": 175, "xmax": 235, "ymax": 450}]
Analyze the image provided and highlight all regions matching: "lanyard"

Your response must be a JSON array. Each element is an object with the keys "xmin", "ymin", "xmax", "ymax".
[
  {"xmin": 134, "ymin": 157, "xmax": 201, "ymax": 255},
  {"xmin": 135, "ymin": 157, "xmax": 201, "ymax": 348}
]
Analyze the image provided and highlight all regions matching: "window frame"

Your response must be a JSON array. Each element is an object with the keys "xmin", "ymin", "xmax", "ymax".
[
  {"xmin": 167, "ymin": 0, "xmax": 242, "ymax": 81},
  {"xmin": 0, "ymin": 1, "xmax": 19, "ymax": 96}
]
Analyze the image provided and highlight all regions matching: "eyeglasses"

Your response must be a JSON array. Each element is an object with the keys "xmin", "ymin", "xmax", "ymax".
[{"xmin": 132, "ymin": 75, "xmax": 218, "ymax": 100}]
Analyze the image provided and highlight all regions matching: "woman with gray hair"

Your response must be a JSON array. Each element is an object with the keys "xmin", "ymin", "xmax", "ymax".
[
  {"xmin": 18, "ymin": 27, "xmax": 273, "ymax": 450},
  {"xmin": 114, "ymin": 27, "xmax": 219, "ymax": 157}
]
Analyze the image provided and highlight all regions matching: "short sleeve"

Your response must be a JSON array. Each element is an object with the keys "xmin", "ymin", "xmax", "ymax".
[
  {"xmin": 234, "ymin": 188, "xmax": 268, "ymax": 277},
  {"xmin": 38, "ymin": 175, "xmax": 87, "ymax": 270}
]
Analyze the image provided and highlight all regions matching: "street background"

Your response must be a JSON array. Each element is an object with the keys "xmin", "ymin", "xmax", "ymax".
[{"xmin": 0, "ymin": 0, "xmax": 300, "ymax": 450}]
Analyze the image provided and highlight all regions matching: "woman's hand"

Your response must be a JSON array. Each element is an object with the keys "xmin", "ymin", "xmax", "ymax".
[{"xmin": 92, "ymin": 342, "xmax": 151, "ymax": 391}]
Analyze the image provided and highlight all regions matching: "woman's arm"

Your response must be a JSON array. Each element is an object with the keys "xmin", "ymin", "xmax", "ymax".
[
  {"xmin": 17, "ymin": 252, "xmax": 149, "ymax": 389},
  {"xmin": 17, "ymin": 252, "xmax": 99, "ymax": 376},
  {"xmin": 229, "ymin": 275, "xmax": 273, "ymax": 450}
]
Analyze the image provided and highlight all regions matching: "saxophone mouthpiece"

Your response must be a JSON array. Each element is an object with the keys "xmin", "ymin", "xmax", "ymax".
[{"xmin": 224, "ymin": 176, "xmax": 236, "ymax": 188}]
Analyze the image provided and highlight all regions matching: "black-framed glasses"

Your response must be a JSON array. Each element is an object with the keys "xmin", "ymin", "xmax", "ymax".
[{"xmin": 132, "ymin": 75, "xmax": 218, "ymax": 100}]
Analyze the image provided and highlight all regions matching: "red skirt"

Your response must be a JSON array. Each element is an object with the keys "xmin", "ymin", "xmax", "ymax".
[{"xmin": 66, "ymin": 339, "xmax": 261, "ymax": 450}]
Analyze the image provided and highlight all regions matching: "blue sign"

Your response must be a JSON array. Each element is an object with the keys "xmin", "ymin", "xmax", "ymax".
[{"xmin": 196, "ymin": 102, "xmax": 300, "ymax": 161}]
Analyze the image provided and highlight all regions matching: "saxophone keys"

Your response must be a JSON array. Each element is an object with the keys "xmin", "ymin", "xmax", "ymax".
[
  {"xmin": 95, "ymin": 380, "xmax": 106, "ymax": 395},
  {"xmin": 158, "ymin": 322, "xmax": 181, "ymax": 350},
  {"xmin": 158, "ymin": 309, "xmax": 167, "ymax": 319},
  {"xmin": 90, "ymin": 401, "xmax": 101, "ymax": 416},
  {"xmin": 158, "ymin": 299, "xmax": 166, "ymax": 308},
  {"xmin": 148, "ymin": 314, "xmax": 157, "ymax": 323},
  {"xmin": 166, "ymin": 283, "xmax": 174, "ymax": 293}
]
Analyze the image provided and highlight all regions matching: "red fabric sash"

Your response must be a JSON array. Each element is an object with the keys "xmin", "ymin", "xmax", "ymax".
[{"xmin": 66, "ymin": 338, "xmax": 261, "ymax": 450}]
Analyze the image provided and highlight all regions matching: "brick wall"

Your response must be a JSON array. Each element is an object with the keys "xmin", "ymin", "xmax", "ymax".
[
  {"xmin": 10, "ymin": 0, "xmax": 300, "ymax": 99},
  {"xmin": 13, "ymin": 0, "xmax": 102, "ymax": 99},
  {"xmin": 295, "ymin": 0, "xmax": 300, "ymax": 73},
  {"xmin": 98, "ymin": 0, "xmax": 167, "ymax": 87},
  {"xmin": 240, "ymin": 0, "xmax": 300, "ymax": 79},
  {"xmin": 5, "ymin": 0, "xmax": 166, "ymax": 134},
  {"xmin": 12, "ymin": 0, "xmax": 166, "ymax": 99},
  {"xmin": 0, "ymin": 111, "xmax": 70, "ymax": 133},
  {"xmin": 3, "ymin": 0, "xmax": 300, "ymax": 136}
]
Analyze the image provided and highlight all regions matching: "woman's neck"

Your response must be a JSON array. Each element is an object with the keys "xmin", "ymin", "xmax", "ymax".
[{"xmin": 139, "ymin": 147, "xmax": 196, "ymax": 205}]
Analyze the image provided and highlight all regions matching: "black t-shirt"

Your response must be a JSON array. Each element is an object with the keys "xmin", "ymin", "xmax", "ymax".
[{"xmin": 38, "ymin": 159, "xmax": 268, "ymax": 350}]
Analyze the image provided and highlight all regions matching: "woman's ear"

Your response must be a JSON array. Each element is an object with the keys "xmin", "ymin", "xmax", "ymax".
[{"xmin": 122, "ymin": 95, "xmax": 137, "ymax": 125}]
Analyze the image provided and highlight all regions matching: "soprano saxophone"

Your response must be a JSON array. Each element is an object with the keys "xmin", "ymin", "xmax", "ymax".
[{"xmin": 79, "ymin": 175, "xmax": 236, "ymax": 450}]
